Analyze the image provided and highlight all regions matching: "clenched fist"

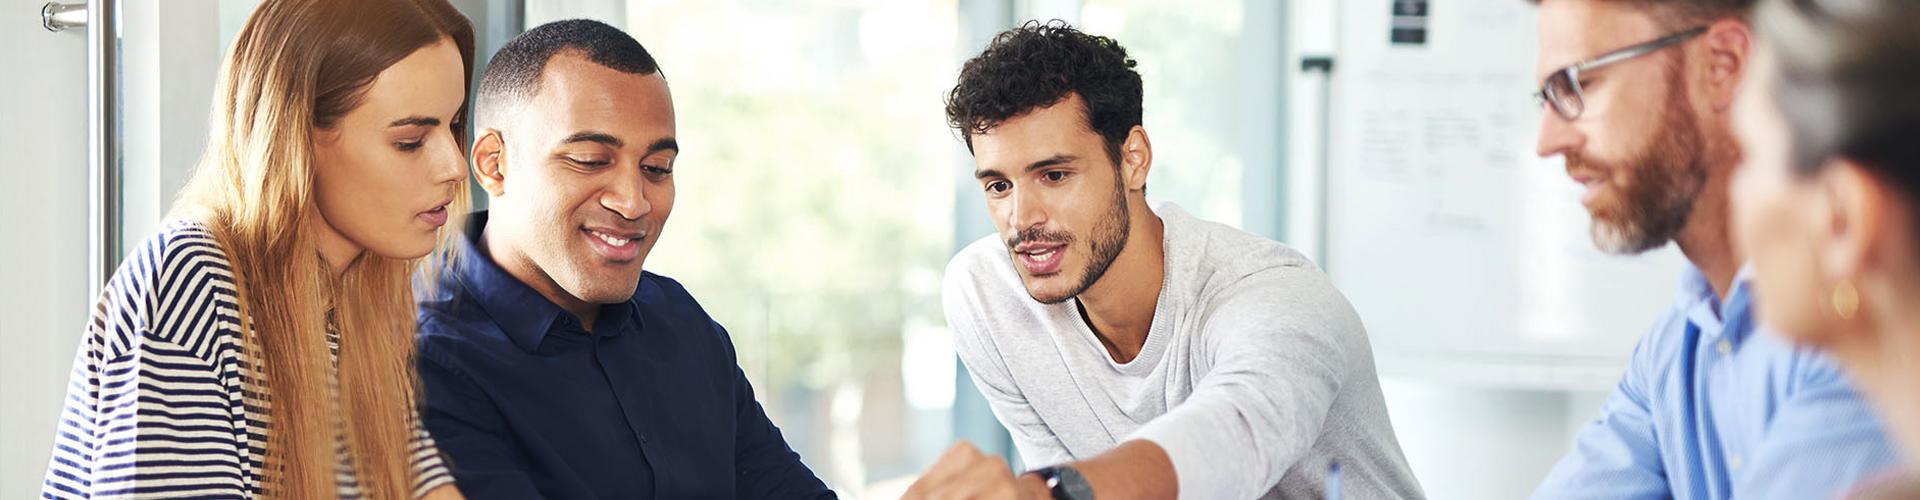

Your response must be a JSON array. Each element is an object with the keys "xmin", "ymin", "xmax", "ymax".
[{"xmin": 902, "ymin": 441, "xmax": 1051, "ymax": 500}]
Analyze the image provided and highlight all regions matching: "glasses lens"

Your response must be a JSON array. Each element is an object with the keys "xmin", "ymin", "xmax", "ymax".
[{"xmin": 1545, "ymin": 71, "xmax": 1583, "ymax": 119}]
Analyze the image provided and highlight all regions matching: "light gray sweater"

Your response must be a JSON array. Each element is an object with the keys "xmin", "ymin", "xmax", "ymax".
[{"xmin": 944, "ymin": 203, "xmax": 1423, "ymax": 499}]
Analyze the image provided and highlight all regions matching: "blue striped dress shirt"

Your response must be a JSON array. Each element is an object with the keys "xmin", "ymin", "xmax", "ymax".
[{"xmin": 1532, "ymin": 265, "xmax": 1900, "ymax": 499}]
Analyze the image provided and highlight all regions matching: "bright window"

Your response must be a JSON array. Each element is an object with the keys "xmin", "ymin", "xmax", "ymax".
[{"xmin": 611, "ymin": 1, "xmax": 963, "ymax": 495}]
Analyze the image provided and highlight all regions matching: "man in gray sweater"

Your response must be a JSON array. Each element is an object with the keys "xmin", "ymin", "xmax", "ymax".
[{"xmin": 902, "ymin": 21, "xmax": 1423, "ymax": 500}]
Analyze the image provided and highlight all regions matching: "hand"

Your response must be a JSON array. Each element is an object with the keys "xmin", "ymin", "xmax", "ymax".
[{"xmin": 903, "ymin": 441, "xmax": 1050, "ymax": 500}]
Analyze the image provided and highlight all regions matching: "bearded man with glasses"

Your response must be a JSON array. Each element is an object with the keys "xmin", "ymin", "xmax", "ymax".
[{"xmin": 1527, "ymin": 1, "xmax": 1899, "ymax": 499}]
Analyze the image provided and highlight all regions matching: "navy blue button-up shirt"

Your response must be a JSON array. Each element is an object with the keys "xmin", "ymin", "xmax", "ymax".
[{"xmin": 417, "ymin": 212, "xmax": 833, "ymax": 499}]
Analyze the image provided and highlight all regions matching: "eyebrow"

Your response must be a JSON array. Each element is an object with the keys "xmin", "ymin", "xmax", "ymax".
[
  {"xmin": 975, "ymin": 154, "xmax": 1077, "ymax": 180},
  {"xmin": 388, "ymin": 116, "xmax": 442, "ymax": 128},
  {"xmin": 645, "ymin": 137, "xmax": 678, "ymax": 155},
  {"xmin": 557, "ymin": 134, "xmax": 678, "ymax": 157},
  {"xmin": 560, "ymin": 131, "xmax": 623, "ymax": 148}
]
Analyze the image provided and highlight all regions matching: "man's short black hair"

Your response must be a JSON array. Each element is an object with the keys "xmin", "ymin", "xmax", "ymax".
[
  {"xmin": 945, "ymin": 20, "xmax": 1143, "ymax": 167},
  {"xmin": 475, "ymin": 19, "xmax": 660, "ymax": 130}
]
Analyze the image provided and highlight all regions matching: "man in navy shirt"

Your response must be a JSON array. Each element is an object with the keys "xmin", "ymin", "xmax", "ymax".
[{"xmin": 415, "ymin": 19, "xmax": 833, "ymax": 499}]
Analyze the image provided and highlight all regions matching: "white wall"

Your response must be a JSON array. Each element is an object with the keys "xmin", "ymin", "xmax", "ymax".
[
  {"xmin": 526, "ymin": 0, "xmax": 622, "ymax": 29},
  {"xmin": 1283, "ymin": 1, "xmax": 1621, "ymax": 498},
  {"xmin": 1381, "ymin": 382, "xmax": 1607, "ymax": 499},
  {"xmin": 0, "ymin": 2, "xmax": 91, "ymax": 495},
  {"xmin": 1285, "ymin": 0, "xmax": 1333, "ymax": 264},
  {"xmin": 121, "ymin": 1, "xmax": 221, "ymax": 251}
]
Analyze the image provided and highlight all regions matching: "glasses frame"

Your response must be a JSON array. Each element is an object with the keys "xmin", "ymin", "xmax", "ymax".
[{"xmin": 1534, "ymin": 26, "xmax": 1709, "ymax": 120}]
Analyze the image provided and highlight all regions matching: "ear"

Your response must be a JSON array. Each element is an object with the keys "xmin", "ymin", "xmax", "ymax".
[
  {"xmin": 310, "ymin": 127, "xmax": 343, "ymax": 164},
  {"xmin": 1119, "ymin": 125, "xmax": 1152, "ymax": 192},
  {"xmin": 313, "ymin": 127, "xmax": 343, "ymax": 145},
  {"xmin": 1817, "ymin": 159, "xmax": 1888, "ymax": 283},
  {"xmin": 470, "ymin": 128, "xmax": 508, "ymax": 198},
  {"xmin": 1698, "ymin": 19, "xmax": 1753, "ymax": 114}
]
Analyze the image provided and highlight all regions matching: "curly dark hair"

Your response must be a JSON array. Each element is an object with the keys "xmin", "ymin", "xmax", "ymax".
[{"xmin": 945, "ymin": 20, "xmax": 1142, "ymax": 167}]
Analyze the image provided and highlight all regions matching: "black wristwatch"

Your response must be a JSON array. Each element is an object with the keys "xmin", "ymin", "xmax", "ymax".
[{"xmin": 1030, "ymin": 465, "xmax": 1095, "ymax": 500}]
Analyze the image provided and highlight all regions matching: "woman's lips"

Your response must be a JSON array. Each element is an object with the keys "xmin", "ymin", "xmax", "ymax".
[{"xmin": 417, "ymin": 205, "xmax": 449, "ymax": 227}]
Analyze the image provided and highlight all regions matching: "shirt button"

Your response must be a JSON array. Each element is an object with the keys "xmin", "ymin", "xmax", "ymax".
[
  {"xmin": 1717, "ymin": 340, "xmax": 1732, "ymax": 355},
  {"xmin": 1729, "ymin": 454, "xmax": 1743, "ymax": 471}
]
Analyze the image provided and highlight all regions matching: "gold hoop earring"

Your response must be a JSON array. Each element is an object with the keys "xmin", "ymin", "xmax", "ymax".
[{"xmin": 1832, "ymin": 279, "xmax": 1860, "ymax": 321}]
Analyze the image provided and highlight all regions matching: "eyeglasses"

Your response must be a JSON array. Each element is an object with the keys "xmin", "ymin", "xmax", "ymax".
[{"xmin": 1534, "ymin": 26, "xmax": 1708, "ymax": 120}]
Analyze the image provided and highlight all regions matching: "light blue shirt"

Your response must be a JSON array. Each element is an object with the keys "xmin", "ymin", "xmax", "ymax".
[{"xmin": 1532, "ymin": 265, "xmax": 1900, "ymax": 500}]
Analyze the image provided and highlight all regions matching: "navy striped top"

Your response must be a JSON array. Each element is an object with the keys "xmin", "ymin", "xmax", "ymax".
[{"xmin": 40, "ymin": 220, "xmax": 454, "ymax": 499}]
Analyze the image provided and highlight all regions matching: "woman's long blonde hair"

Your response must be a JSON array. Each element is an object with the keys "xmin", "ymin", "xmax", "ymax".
[{"xmin": 171, "ymin": 0, "xmax": 472, "ymax": 497}]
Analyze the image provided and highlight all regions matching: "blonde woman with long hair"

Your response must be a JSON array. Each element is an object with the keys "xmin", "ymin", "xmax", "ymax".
[{"xmin": 40, "ymin": 0, "xmax": 473, "ymax": 497}]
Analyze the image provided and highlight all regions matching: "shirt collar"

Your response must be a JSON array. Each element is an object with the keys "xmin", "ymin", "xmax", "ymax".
[
  {"xmin": 1724, "ymin": 265, "xmax": 1757, "ymax": 345},
  {"xmin": 447, "ymin": 212, "xmax": 575, "ymax": 353},
  {"xmin": 1676, "ymin": 262, "xmax": 1757, "ymax": 342}
]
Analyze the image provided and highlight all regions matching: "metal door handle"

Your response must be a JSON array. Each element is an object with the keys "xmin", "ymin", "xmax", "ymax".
[
  {"xmin": 42, "ymin": 2, "xmax": 84, "ymax": 32},
  {"xmin": 41, "ymin": 0, "xmax": 121, "ymax": 296}
]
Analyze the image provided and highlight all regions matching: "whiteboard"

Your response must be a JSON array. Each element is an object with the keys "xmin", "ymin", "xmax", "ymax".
[{"xmin": 1324, "ymin": 0, "xmax": 1690, "ymax": 390}]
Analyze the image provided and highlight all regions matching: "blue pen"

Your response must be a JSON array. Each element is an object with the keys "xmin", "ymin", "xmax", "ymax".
[{"xmin": 1326, "ymin": 461, "xmax": 1342, "ymax": 500}]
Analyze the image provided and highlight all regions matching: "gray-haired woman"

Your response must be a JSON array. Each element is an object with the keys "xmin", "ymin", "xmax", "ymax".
[{"xmin": 1730, "ymin": 0, "xmax": 1920, "ymax": 496}]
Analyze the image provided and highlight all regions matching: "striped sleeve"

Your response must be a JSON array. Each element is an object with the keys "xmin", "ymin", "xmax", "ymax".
[
  {"xmin": 409, "ymin": 418, "xmax": 455, "ymax": 497},
  {"xmin": 42, "ymin": 223, "xmax": 252, "ymax": 499}
]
